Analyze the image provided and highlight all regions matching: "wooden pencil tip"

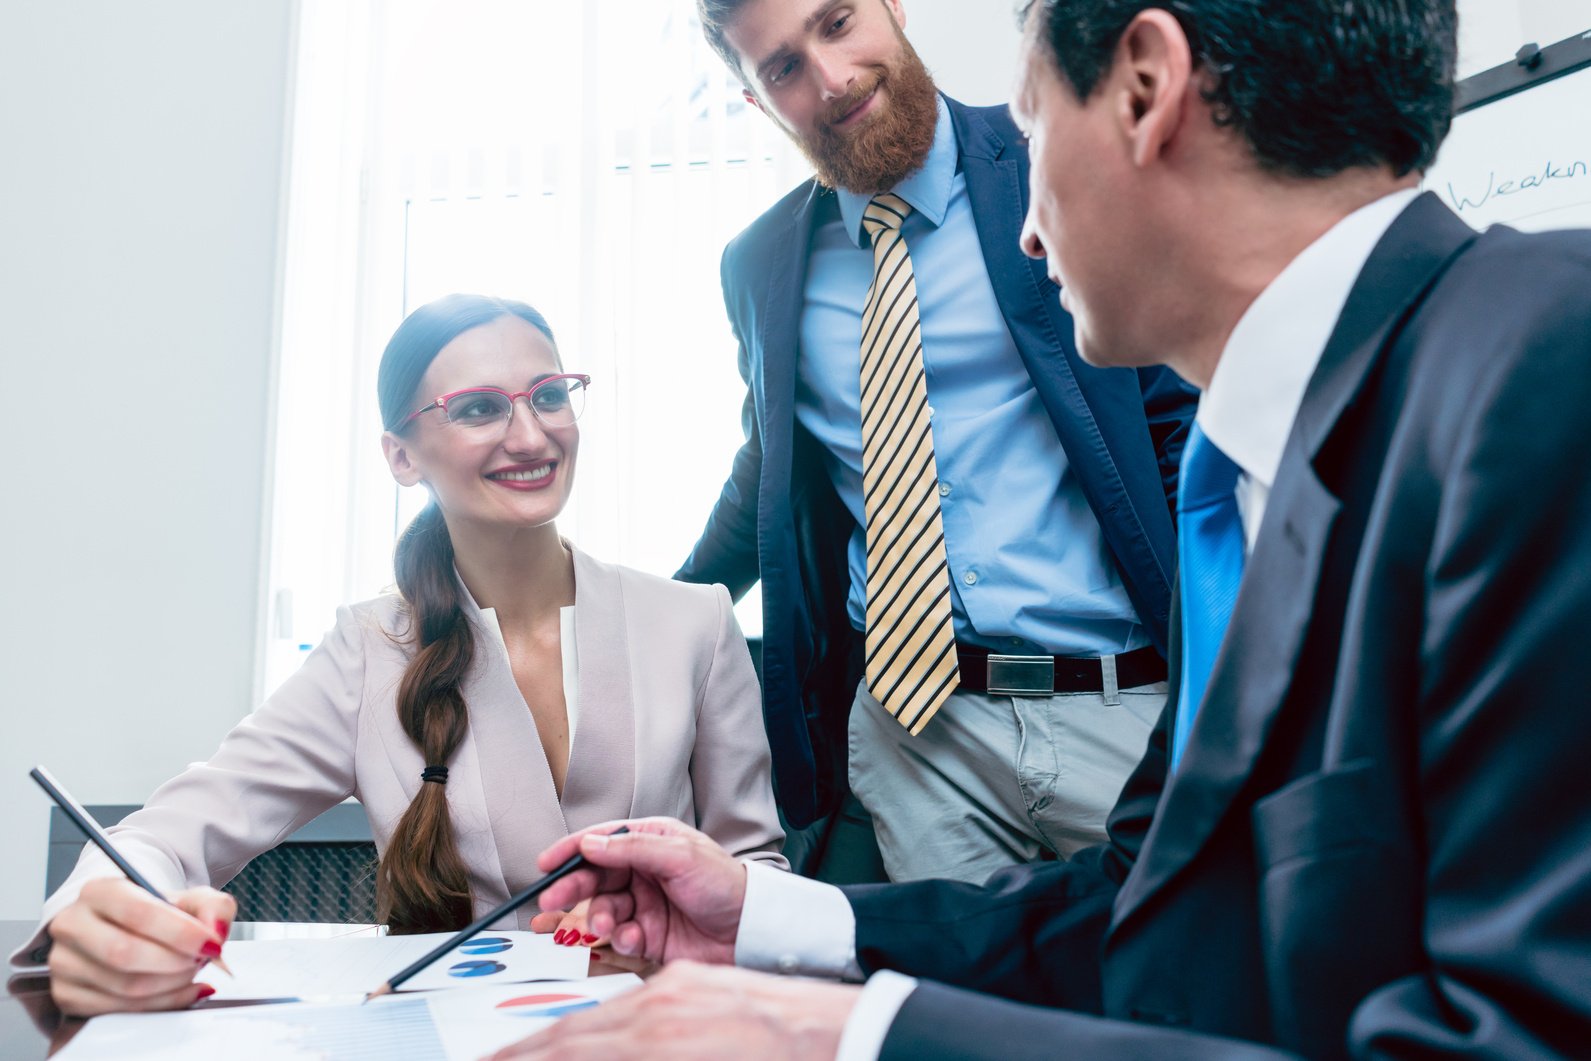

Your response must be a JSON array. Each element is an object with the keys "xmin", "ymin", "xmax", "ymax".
[
  {"xmin": 210, "ymin": 956, "xmax": 235, "ymax": 978},
  {"xmin": 363, "ymin": 983, "xmax": 392, "ymax": 1005}
]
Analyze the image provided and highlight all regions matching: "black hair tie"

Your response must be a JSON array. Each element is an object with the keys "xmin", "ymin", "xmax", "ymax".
[{"xmin": 421, "ymin": 765, "xmax": 449, "ymax": 785}]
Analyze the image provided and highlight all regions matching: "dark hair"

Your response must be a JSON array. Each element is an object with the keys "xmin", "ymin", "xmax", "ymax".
[
  {"xmin": 374, "ymin": 294, "xmax": 557, "ymax": 933},
  {"xmin": 1019, "ymin": 0, "xmax": 1457, "ymax": 178},
  {"xmin": 696, "ymin": 0, "xmax": 755, "ymax": 79}
]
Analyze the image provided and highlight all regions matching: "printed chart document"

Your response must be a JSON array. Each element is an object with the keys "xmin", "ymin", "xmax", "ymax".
[
  {"xmin": 54, "ymin": 975, "xmax": 643, "ymax": 1061},
  {"xmin": 196, "ymin": 930, "xmax": 589, "ymax": 1001}
]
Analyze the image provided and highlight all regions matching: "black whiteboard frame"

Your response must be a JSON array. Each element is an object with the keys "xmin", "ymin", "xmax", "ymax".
[{"xmin": 1457, "ymin": 30, "xmax": 1591, "ymax": 114}]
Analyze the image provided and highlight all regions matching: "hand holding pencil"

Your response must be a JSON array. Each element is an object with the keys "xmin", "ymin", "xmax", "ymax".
[{"xmin": 30, "ymin": 765, "xmax": 236, "ymax": 1017}]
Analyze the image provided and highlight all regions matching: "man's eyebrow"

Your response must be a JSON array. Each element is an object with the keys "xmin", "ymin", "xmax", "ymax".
[
  {"xmin": 803, "ymin": 0, "xmax": 845, "ymax": 33},
  {"xmin": 754, "ymin": 1, "xmax": 846, "ymax": 79}
]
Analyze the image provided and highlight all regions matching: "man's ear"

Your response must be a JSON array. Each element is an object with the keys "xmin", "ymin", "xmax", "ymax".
[
  {"xmin": 883, "ymin": 0, "xmax": 907, "ymax": 32},
  {"xmin": 1111, "ymin": 9, "xmax": 1195, "ymax": 169},
  {"xmin": 382, "ymin": 431, "xmax": 424, "ymax": 488}
]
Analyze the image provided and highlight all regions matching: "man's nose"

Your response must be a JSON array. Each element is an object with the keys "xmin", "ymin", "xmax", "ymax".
[
  {"xmin": 811, "ymin": 51, "xmax": 852, "ymax": 100},
  {"xmin": 1019, "ymin": 212, "xmax": 1046, "ymax": 260}
]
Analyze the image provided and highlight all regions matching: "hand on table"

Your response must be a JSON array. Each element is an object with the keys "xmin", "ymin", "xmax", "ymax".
[
  {"xmin": 46, "ymin": 878, "xmax": 235, "ymax": 1016},
  {"xmin": 529, "ymin": 898, "xmax": 601, "ymax": 949},
  {"xmin": 485, "ymin": 962, "xmax": 860, "ymax": 1060},
  {"xmin": 535, "ymin": 817, "xmax": 748, "ymax": 966}
]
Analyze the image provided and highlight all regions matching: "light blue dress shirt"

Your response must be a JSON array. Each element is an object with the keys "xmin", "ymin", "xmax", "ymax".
[{"xmin": 794, "ymin": 95, "xmax": 1146, "ymax": 656}]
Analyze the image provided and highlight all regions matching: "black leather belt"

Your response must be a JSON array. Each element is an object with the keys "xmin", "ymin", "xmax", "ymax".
[{"xmin": 955, "ymin": 644, "xmax": 1165, "ymax": 696}]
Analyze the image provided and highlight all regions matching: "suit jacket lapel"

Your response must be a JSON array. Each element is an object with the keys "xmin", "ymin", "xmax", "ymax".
[
  {"xmin": 457, "ymin": 581, "xmax": 567, "ymax": 899},
  {"xmin": 1111, "ymin": 193, "xmax": 1478, "ymax": 927},
  {"xmin": 756, "ymin": 182, "xmax": 824, "ymax": 485},
  {"xmin": 559, "ymin": 546, "xmax": 638, "ymax": 829}
]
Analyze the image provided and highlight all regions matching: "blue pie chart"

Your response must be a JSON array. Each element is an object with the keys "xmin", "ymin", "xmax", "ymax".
[
  {"xmin": 449, "ymin": 959, "xmax": 508, "ymax": 978},
  {"xmin": 458, "ymin": 937, "xmax": 513, "ymax": 955}
]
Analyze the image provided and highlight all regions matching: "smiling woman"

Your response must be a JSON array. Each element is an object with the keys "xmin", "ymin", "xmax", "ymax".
[{"xmin": 15, "ymin": 293, "xmax": 787, "ymax": 1017}]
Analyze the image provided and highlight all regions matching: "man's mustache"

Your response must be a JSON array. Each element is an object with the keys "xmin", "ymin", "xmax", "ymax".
[{"xmin": 821, "ymin": 71, "xmax": 884, "ymax": 129}]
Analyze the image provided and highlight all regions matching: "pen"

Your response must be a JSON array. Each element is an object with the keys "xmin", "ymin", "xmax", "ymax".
[
  {"xmin": 363, "ymin": 825, "xmax": 630, "ymax": 1002},
  {"xmin": 29, "ymin": 765, "xmax": 233, "ymax": 977}
]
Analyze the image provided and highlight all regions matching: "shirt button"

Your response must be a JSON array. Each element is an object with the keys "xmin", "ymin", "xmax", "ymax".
[
  {"xmin": 963, "ymin": 571, "xmax": 978, "ymax": 586},
  {"xmin": 938, "ymin": 482, "xmax": 952, "ymax": 497}
]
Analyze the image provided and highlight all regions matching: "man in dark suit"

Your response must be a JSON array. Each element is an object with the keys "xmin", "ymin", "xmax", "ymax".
[
  {"xmin": 676, "ymin": 0, "xmax": 1196, "ymax": 885},
  {"xmin": 493, "ymin": 0, "xmax": 1591, "ymax": 1058}
]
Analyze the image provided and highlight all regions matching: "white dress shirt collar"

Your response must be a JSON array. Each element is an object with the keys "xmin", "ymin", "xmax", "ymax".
[{"xmin": 1197, "ymin": 187, "xmax": 1420, "ymax": 500}]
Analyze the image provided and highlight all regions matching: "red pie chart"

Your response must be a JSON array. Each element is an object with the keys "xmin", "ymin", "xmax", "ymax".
[{"xmin": 495, "ymin": 993, "xmax": 601, "ymax": 1019}]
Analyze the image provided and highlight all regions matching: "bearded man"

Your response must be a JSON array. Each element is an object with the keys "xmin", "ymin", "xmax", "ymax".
[{"xmin": 676, "ymin": 0, "xmax": 1197, "ymax": 884}]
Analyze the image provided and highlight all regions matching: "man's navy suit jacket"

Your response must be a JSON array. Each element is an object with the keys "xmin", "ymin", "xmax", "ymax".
[
  {"xmin": 845, "ymin": 194, "xmax": 1591, "ymax": 1057},
  {"xmin": 677, "ymin": 97, "xmax": 1197, "ymax": 828}
]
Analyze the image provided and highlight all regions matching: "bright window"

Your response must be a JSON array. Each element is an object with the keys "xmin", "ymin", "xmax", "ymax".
[{"xmin": 263, "ymin": 0, "xmax": 804, "ymax": 692}]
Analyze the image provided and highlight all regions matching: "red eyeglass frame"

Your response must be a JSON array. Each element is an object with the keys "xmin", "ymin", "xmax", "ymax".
[{"xmin": 403, "ymin": 373, "xmax": 592, "ymax": 427}]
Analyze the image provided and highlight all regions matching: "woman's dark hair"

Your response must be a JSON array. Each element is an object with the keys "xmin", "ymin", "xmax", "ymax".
[
  {"xmin": 374, "ymin": 294, "xmax": 557, "ymax": 933},
  {"xmin": 1020, "ymin": 0, "xmax": 1458, "ymax": 178}
]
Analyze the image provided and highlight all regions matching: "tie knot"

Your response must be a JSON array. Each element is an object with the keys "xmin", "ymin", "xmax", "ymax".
[
  {"xmin": 861, "ymin": 193, "xmax": 911, "ymax": 241},
  {"xmin": 1179, "ymin": 423, "xmax": 1242, "ymax": 511}
]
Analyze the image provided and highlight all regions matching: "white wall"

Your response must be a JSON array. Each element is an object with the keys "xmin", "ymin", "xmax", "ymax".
[
  {"xmin": 909, "ymin": 0, "xmax": 1025, "ymax": 105},
  {"xmin": 1458, "ymin": 0, "xmax": 1591, "ymax": 78},
  {"xmin": 0, "ymin": 3, "xmax": 295, "ymax": 920}
]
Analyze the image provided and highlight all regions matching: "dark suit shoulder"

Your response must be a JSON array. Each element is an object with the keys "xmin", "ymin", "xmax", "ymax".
[
  {"xmin": 723, "ymin": 178, "xmax": 821, "ymax": 274},
  {"xmin": 1415, "ymin": 223, "xmax": 1591, "ymax": 365}
]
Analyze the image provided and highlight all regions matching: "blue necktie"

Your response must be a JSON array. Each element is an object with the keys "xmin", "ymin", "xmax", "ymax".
[{"xmin": 1171, "ymin": 423, "xmax": 1245, "ymax": 772}]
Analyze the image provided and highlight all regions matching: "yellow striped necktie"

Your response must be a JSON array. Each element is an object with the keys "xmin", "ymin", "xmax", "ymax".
[{"xmin": 858, "ymin": 193, "xmax": 960, "ymax": 735}]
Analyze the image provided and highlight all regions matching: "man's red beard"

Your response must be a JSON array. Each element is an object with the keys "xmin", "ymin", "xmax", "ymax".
[{"xmin": 792, "ymin": 34, "xmax": 939, "ymax": 194}]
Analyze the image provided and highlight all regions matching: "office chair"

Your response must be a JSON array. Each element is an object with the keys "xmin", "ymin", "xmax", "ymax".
[{"xmin": 46, "ymin": 803, "xmax": 378, "ymax": 924}]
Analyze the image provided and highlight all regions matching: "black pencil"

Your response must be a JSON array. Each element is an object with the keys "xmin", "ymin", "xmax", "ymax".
[
  {"xmin": 363, "ymin": 825, "xmax": 630, "ymax": 1002},
  {"xmin": 30, "ymin": 764, "xmax": 233, "ymax": 977}
]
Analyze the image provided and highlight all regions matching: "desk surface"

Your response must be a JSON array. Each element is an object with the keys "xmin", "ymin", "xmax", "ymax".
[
  {"xmin": 1, "ymin": 920, "xmax": 643, "ymax": 1059},
  {"xmin": 3, "ymin": 921, "xmax": 74, "ymax": 1060}
]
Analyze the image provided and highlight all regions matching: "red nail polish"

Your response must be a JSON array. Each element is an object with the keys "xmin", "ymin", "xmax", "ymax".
[
  {"xmin": 554, "ymin": 930, "xmax": 567, "ymax": 944},
  {"xmin": 582, "ymin": 934, "xmax": 598, "ymax": 944},
  {"xmin": 213, "ymin": 920, "xmax": 230, "ymax": 940},
  {"xmin": 196, "ymin": 984, "xmax": 216, "ymax": 1000},
  {"xmin": 590, "ymin": 952, "xmax": 603, "ymax": 961},
  {"xmin": 200, "ymin": 940, "xmax": 222, "ymax": 960}
]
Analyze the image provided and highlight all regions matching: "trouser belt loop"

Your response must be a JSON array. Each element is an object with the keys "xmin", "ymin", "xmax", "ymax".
[{"xmin": 1101, "ymin": 654, "xmax": 1121, "ymax": 706}]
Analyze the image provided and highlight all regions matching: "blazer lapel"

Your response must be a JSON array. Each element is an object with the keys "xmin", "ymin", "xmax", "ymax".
[
  {"xmin": 1111, "ymin": 193, "xmax": 1478, "ymax": 927},
  {"xmin": 457, "ymin": 583, "xmax": 568, "ymax": 897},
  {"xmin": 755, "ymin": 182, "xmax": 823, "ymax": 494},
  {"xmin": 558, "ymin": 546, "xmax": 638, "ymax": 830}
]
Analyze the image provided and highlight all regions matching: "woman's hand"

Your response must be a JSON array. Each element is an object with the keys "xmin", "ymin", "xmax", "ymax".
[
  {"xmin": 46, "ymin": 878, "xmax": 235, "ymax": 1016},
  {"xmin": 529, "ymin": 898, "xmax": 602, "ymax": 948}
]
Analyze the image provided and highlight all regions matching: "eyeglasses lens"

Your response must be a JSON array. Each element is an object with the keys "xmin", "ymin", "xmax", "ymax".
[
  {"xmin": 441, "ymin": 379, "xmax": 587, "ymax": 431},
  {"xmin": 444, "ymin": 390, "xmax": 514, "ymax": 428},
  {"xmin": 530, "ymin": 378, "xmax": 586, "ymax": 427}
]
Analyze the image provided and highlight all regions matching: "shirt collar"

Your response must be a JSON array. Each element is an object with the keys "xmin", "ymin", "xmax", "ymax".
[
  {"xmin": 1197, "ymin": 187, "xmax": 1420, "ymax": 490},
  {"xmin": 837, "ymin": 93, "xmax": 956, "ymax": 247}
]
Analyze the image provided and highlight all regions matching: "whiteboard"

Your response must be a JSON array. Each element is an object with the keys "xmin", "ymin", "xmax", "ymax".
[{"xmin": 1424, "ymin": 33, "xmax": 1591, "ymax": 232}]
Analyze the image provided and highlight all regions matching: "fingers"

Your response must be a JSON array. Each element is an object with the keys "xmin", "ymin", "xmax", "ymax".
[
  {"xmin": 45, "ymin": 880, "xmax": 231, "ymax": 1016},
  {"xmin": 529, "ymin": 910, "xmax": 567, "ymax": 934},
  {"xmin": 582, "ymin": 890, "xmax": 636, "ymax": 941},
  {"xmin": 535, "ymin": 818, "xmax": 703, "ymax": 873},
  {"xmin": 176, "ymin": 887, "xmax": 237, "ymax": 945}
]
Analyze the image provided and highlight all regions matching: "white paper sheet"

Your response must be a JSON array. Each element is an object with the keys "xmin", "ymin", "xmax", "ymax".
[
  {"xmin": 196, "ymin": 930, "xmax": 589, "ymax": 1001},
  {"xmin": 53, "ymin": 976, "xmax": 643, "ymax": 1061}
]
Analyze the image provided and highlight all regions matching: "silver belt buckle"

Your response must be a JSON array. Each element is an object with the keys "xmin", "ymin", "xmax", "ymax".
[{"xmin": 986, "ymin": 654, "xmax": 1055, "ymax": 697}]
